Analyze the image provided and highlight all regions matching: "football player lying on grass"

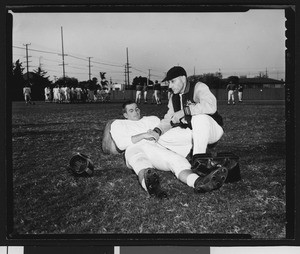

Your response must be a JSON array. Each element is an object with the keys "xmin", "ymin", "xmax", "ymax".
[{"xmin": 102, "ymin": 100, "xmax": 229, "ymax": 198}]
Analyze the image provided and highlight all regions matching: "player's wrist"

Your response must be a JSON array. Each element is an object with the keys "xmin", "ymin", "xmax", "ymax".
[{"xmin": 153, "ymin": 127, "xmax": 162, "ymax": 136}]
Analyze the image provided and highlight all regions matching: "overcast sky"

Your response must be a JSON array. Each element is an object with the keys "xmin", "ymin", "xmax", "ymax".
[{"xmin": 11, "ymin": 9, "xmax": 286, "ymax": 83}]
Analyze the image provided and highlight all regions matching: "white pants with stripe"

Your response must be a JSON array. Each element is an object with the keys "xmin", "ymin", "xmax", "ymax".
[
  {"xmin": 125, "ymin": 114, "xmax": 223, "ymax": 176},
  {"xmin": 125, "ymin": 140, "xmax": 191, "ymax": 177}
]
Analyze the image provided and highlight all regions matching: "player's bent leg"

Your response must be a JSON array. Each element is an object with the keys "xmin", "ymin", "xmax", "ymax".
[
  {"xmin": 125, "ymin": 143, "xmax": 167, "ymax": 198},
  {"xmin": 125, "ymin": 147, "xmax": 153, "ymax": 175},
  {"xmin": 147, "ymin": 145, "xmax": 202, "ymax": 191},
  {"xmin": 142, "ymin": 142, "xmax": 192, "ymax": 177},
  {"xmin": 191, "ymin": 114, "xmax": 224, "ymax": 154},
  {"xmin": 190, "ymin": 115, "xmax": 224, "ymax": 176},
  {"xmin": 139, "ymin": 141, "xmax": 192, "ymax": 196},
  {"xmin": 158, "ymin": 127, "xmax": 193, "ymax": 158},
  {"xmin": 208, "ymin": 118, "xmax": 224, "ymax": 146},
  {"xmin": 190, "ymin": 114, "xmax": 211, "ymax": 154}
]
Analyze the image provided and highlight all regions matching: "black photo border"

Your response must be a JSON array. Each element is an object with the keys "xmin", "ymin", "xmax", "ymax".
[{"xmin": 0, "ymin": 0, "xmax": 299, "ymax": 247}]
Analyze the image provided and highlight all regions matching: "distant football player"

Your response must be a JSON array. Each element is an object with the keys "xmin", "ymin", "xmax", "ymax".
[
  {"xmin": 44, "ymin": 86, "xmax": 51, "ymax": 102},
  {"xmin": 153, "ymin": 80, "xmax": 162, "ymax": 104},
  {"xmin": 226, "ymin": 81, "xmax": 237, "ymax": 105},
  {"xmin": 135, "ymin": 78, "xmax": 143, "ymax": 104},
  {"xmin": 237, "ymin": 84, "xmax": 244, "ymax": 102},
  {"xmin": 23, "ymin": 84, "xmax": 33, "ymax": 105}
]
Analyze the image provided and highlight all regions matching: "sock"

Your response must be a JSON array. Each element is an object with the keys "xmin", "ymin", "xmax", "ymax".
[{"xmin": 186, "ymin": 173, "xmax": 199, "ymax": 188}]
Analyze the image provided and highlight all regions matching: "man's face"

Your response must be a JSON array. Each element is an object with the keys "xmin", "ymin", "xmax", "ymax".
[
  {"xmin": 124, "ymin": 103, "xmax": 141, "ymax": 121},
  {"xmin": 168, "ymin": 76, "xmax": 185, "ymax": 94}
]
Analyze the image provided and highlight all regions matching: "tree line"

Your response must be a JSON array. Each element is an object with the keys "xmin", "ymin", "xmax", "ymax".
[
  {"xmin": 10, "ymin": 60, "xmax": 106, "ymax": 101},
  {"xmin": 10, "ymin": 60, "xmax": 240, "ymax": 101}
]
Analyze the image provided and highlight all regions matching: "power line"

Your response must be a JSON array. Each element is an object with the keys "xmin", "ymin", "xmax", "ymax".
[
  {"xmin": 13, "ymin": 45, "xmax": 284, "ymax": 82},
  {"xmin": 13, "ymin": 45, "xmax": 124, "ymax": 68},
  {"xmin": 151, "ymin": 73, "xmax": 163, "ymax": 78},
  {"xmin": 13, "ymin": 45, "xmax": 60, "ymax": 55},
  {"xmin": 131, "ymin": 66, "xmax": 147, "ymax": 74},
  {"xmin": 42, "ymin": 58, "xmax": 68, "ymax": 64},
  {"xmin": 67, "ymin": 54, "xmax": 86, "ymax": 61},
  {"xmin": 66, "ymin": 71, "xmax": 89, "ymax": 75},
  {"xmin": 68, "ymin": 65, "xmax": 87, "ymax": 70},
  {"xmin": 44, "ymin": 68, "xmax": 61, "ymax": 73},
  {"xmin": 91, "ymin": 59, "xmax": 123, "ymax": 68}
]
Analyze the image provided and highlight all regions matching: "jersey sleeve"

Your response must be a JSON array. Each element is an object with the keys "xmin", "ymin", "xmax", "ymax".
[
  {"xmin": 144, "ymin": 116, "xmax": 161, "ymax": 127},
  {"xmin": 110, "ymin": 120, "xmax": 133, "ymax": 151},
  {"xmin": 188, "ymin": 82, "xmax": 217, "ymax": 115}
]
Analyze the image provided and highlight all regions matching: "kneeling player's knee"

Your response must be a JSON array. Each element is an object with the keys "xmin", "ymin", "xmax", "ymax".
[{"xmin": 191, "ymin": 114, "xmax": 210, "ymax": 128}]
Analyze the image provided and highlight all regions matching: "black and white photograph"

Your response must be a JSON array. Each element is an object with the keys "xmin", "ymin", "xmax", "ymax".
[{"xmin": 3, "ymin": 4, "xmax": 296, "ymax": 244}]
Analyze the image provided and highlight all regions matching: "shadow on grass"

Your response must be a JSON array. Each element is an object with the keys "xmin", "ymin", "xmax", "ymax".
[{"xmin": 219, "ymin": 141, "xmax": 285, "ymax": 160}]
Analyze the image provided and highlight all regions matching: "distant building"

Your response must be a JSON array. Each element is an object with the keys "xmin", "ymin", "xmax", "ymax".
[{"xmin": 238, "ymin": 77, "xmax": 285, "ymax": 89}]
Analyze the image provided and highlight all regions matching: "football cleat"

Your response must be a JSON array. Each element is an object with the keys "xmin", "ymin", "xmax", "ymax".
[
  {"xmin": 194, "ymin": 166, "xmax": 228, "ymax": 193},
  {"xmin": 144, "ymin": 168, "xmax": 167, "ymax": 199}
]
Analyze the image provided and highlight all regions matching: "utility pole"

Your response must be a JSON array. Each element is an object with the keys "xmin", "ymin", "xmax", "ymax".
[
  {"xmin": 148, "ymin": 69, "xmax": 151, "ymax": 86},
  {"xmin": 88, "ymin": 57, "xmax": 93, "ymax": 81},
  {"xmin": 194, "ymin": 67, "xmax": 195, "ymax": 76},
  {"xmin": 124, "ymin": 65, "xmax": 127, "ymax": 86},
  {"xmin": 23, "ymin": 43, "xmax": 31, "ymax": 84},
  {"xmin": 126, "ymin": 47, "xmax": 131, "ymax": 87},
  {"xmin": 59, "ymin": 26, "xmax": 68, "ymax": 83}
]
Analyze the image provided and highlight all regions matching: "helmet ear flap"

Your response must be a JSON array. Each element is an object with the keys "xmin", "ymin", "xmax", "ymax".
[{"xmin": 69, "ymin": 153, "xmax": 94, "ymax": 177}]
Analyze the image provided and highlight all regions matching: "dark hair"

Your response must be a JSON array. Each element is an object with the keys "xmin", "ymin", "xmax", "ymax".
[{"xmin": 122, "ymin": 100, "xmax": 136, "ymax": 113}]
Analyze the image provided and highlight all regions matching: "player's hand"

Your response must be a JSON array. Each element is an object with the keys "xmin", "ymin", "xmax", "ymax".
[
  {"xmin": 170, "ymin": 110, "xmax": 185, "ymax": 124},
  {"xmin": 146, "ymin": 130, "xmax": 159, "ymax": 142},
  {"xmin": 142, "ymin": 132, "xmax": 157, "ymax": 142}
]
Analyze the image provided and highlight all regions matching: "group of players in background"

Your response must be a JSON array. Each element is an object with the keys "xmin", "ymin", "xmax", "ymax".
[
  {"xmin": 135, "ymin": 80, "xmax": 171, "ymax": 105},
  {"xmin": 23, "ymin": 80, "xmax": 244, "ymax": 106},
  {"xmin": 226, "ymin": 81, "xmax": 244, "ymax": 105},
  {"xmin": 43, "ymin": 85, "xmax": 111, "ymax": 104},
  {"xmin": 23, "ymin": 84, "xmax": 111, "ymax": 105},
  {"xmin": 137, "ymin": 80, "xmax": 244, "ymax": 106}
]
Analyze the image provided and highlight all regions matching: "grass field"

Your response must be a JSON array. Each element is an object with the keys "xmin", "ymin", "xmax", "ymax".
[{"xmin": 11, "ymin": 100, "xmax": 286, "ymax": 239}]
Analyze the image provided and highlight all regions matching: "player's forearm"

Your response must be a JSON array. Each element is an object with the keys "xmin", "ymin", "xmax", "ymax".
[
  {"xmin": 131, "ymin": 132, "xmax": 149, "ymax": 144},
  {"xmin": 154, "ymin": 100, "xmax": 174, "ymax": 135}
]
